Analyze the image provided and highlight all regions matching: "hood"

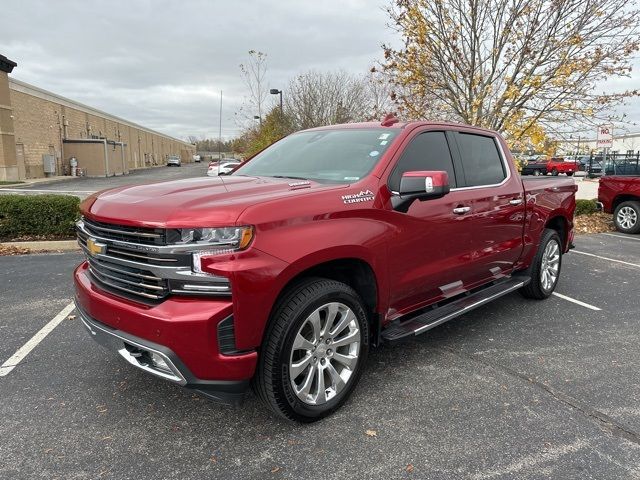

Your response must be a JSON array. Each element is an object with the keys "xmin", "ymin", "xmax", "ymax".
[{"xmin": 82, "ymin": 175, "xmax": 346, "ymax": 227}]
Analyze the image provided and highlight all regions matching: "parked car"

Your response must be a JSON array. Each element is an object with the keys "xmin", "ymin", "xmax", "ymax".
[
  {"xmin": 167, "ymin": 155, "xmax": 181, "ymax": 167},
  {"xmin": 598, "ymin": 175, "xmax": 640, "ymax": 233},
  {"xmin": 74, "ymin": 119, "xmax": 576, "ymax": 422},
  {"xmin": 207, "ymin": 160, "xmax": 241, "ymax": 176},
  {"xmin": 521, "ymin": 157, "xmax": 577, "ymax": 176},
  {"xmin": 193, "ymin": 154, "xmax": 201, "ymax": 163}
]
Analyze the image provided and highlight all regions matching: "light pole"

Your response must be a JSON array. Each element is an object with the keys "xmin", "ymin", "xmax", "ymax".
[
  {"xmin": 253, "ymin": 115, "xmax": 262, "ymax": 126},
  {"xmin": 270, "ymin": 88, "xmax": 283, "ymax": 114}
]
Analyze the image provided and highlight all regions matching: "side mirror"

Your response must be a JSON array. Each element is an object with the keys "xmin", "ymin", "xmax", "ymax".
[{"xmin": 392, "ymin": 170, "xmax": 450, "ymax": 212}]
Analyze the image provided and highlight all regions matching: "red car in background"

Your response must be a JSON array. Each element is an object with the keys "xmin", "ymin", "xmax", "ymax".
[
  {"xmin": 598, "ymin": 175, "xmax": 640, "ymax": 233},
  {"xmin": 521, "ymin": 156, "xmax": 578, "ymax": 176}
]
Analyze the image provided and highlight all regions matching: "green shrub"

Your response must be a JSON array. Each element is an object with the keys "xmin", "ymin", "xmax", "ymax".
[
  {"xmin": 575, "ymin": 198, "xmax": 599, "ymax": 216},
  {"xmin": 0, "ymin": 194, "xmax": 80, "ymax": 240}
]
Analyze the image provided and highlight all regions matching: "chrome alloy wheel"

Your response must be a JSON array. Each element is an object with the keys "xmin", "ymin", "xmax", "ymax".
[
  {"xmin": 540, "ymin": 239, "xmax": 560, "ymax": 291},
  {"xmin": 617, "ymin": 206, "xmax": 638, "ymax": 230},
  {"xmin": 289, "ymin": 302, "xmax": 361, "ymax": 405}
]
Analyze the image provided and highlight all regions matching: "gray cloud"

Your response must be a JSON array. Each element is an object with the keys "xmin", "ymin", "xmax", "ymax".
[
  {"xmin": 1, "ymin": 0, "xmax": 395, "ymax": 140},
  {"xmin": 2, "ymin": 0, "xmax": 638, "ymax": 140}
]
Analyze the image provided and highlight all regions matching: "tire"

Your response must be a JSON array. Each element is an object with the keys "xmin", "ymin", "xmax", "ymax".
[
  {"xmin": 533, "ymin": 169, "xmax": 542, "ymax": 176},
  {"xmin": 253, "ymin": 278, "xmax": 370, "ymax": 422},
  {"xmin": 566, "ymin": 171, "xmax": 574, "ymax": 176},
  {"xmin": 551, "ymin": 168, "xmax": 559, "ymax": 176},
  {"xmin": 520, "ymin": 229, "xmax": 562, "ymax": 300},
  {"xmin": 613, "ymin": 201, "xmax": 640, "ymax": 234}
]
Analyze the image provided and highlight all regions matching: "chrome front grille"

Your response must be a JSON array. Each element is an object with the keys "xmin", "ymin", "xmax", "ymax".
[
  {"xmin": 86, "ymin": 256, "xmax": 170, "ymax": 300},
  {"xmin": 77, "ymin": 218, "xmax": 231, "ymax": 303},
  {"xmin": 82, "ymin": 217, "xmax": 166, "ymax": 246}
]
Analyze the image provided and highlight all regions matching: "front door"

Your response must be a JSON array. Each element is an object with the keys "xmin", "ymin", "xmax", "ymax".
[{"xmin": 384, "ymin": 129, "xmax": 480, "ymax": 318}]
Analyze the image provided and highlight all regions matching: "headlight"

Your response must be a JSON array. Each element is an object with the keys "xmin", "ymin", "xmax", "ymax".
[{"xmin": 170, "ymin": 226, "xmax": 253, "ymax": 248}]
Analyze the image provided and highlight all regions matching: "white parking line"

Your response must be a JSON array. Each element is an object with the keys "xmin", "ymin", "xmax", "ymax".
[
  {"xmin": 600, "ymin": 232, "xmax": 640, "ymax": 242},
  {"xmin": 552, "ymin": 292, "xmax": 602, "ymax": 311},
  {"xmin": 0, "ymin": 302, "xmax": 75, "ymax": 377},
  {"xmin": 572, "ymin": 250, "xmax": 640, "ymax": 268}
]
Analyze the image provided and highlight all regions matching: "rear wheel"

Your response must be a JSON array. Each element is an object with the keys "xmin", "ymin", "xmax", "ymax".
[
  {"xmin": 551, "ymin": 168, "xmax": 559, "ymax": 176},
  {"xmin": 533, "ymin": 169, "xmax": 542, "ymax": 176},
  {"xmin": 566, "ymin": 171, "xmax": 574, "ymax": 176},
  {"xmin": 613, "ymin": 201, "xmax": 640, "ymax": 234},
  {"xmin": 253, "ymin": 278, "xmax": 369, "ymax": 422},
  {"xmin": 520, "ymin": 229, "xmax": 562, "ymax": 300}
]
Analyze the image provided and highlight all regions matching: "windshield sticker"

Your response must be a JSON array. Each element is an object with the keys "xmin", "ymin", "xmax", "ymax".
[
  {"xmin": 380, "ymin": 140, "xmax": 388, "ymax": 145},
  {"xmin": 369, "ymin": 151, "xmax": 380, "ymax": 157},
  {"xmin": 378, "ymin": 133, "xmax": 390, "ymax": 140},
  {"xmin": 342, "ymin": 190, "xmax": 375, "ymax": 204}
]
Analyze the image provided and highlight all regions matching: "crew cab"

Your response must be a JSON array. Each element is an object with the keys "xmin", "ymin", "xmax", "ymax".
[
  {"xmin": 521, "ymin": 156, "xmax": 578, "ymax": 176},
  {"xmin": 598, "ymin": 175, "xmax": 640, "ymax": 233},
  {"xmin": 74, "ymin": 119, "xmax": 577, "ymax": 422}
]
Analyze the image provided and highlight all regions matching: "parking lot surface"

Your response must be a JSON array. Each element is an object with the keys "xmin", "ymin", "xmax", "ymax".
[
  {"xmin": 0, "ymin": 163, "xmax": 209, "ymax": 199},
  {"xmin": 1, "ymin": 233, "xmax": 639, "ymax": 479}
]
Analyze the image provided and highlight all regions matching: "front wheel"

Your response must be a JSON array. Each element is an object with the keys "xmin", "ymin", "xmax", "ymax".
[
  {"xmin": 614, "ymin": 201, "xmax": 640, "ymax": 234},
  {"xmin": 253, "ymin": 278, "xmax": 369, "ymax": 422},
  {"xmin": 551, "ymin": 168, "xmax": 559, "ymax": 176},
  {"xmin": 566, "ymin": 171, "xmax": 574, "ymax": 176},
  {"xmin": 533, "ymin": 169, "xmax": 542, "ymax": 176},
  {"xmin": 520, "ymin": 229, "xmax": 562, "ymax": 299}
]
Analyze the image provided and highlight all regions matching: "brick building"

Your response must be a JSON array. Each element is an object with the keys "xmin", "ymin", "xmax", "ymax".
[{"xmin": 0, "ymin": 54, "xmax": 195, "ymax": 181}]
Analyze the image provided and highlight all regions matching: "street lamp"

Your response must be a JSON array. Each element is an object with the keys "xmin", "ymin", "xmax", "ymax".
[
  {"xmin": 270, "ymin": 88, "xmax": 283, "ymax": 114},
  {"xmin": 253, "ymin": 115, "xmax": 262, "ymax": 126}
]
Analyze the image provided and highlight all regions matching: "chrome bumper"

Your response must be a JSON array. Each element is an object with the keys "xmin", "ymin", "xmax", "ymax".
[{"xmin": 76, "ymin": 303, "xmax": 187, "ymax": 385}]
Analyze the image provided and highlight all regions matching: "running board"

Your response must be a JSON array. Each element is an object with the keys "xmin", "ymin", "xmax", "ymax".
[{"xmin": 381, "ymin": 276, "xmax": 530, "ymax": 345}]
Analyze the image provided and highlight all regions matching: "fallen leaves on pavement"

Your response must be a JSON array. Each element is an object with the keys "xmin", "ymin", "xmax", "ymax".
[
  {"xmin": 0, "ymin": 244, "xmax": 31, "ymax": 255},
  {"xmin": 365, "ymin": 429, "xmax": 377, "ymax": 437}
]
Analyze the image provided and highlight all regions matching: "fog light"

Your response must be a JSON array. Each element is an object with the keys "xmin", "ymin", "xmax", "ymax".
[{"xmin": 150, "ymin": 352, "xmax": 171, "ymax": 373}]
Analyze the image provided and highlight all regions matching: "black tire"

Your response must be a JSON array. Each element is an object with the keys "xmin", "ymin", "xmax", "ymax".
[
  {"xmin": 551, "ymin": 168, "xmax": 559, "ymax": 176},
  {"xmin": 253, "ymin": 277, "xmax": 370, "ymax": 422},
  {"xmin": 533, "ymin": 169, "xmax": 542, "ymax": 176},
  {"xmin": 520, "ymin": 229, "xmax": 563, "ymax": 300},
  {"xmin": 613, "ymin": 201, "xmax": 640, "ymax": 234},
  {"xmin": 566, "ymin": 171, "xmax": 574, "ymax": 176}
]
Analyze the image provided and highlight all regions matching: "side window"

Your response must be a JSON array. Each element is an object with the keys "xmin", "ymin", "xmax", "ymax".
[
  {"xmin": 388, "ymin": 131, "xmax": 456, "ymax": 192},
  {"xmin": 456, "ymin": 133, "xmax": 506, "ymax": 186}
]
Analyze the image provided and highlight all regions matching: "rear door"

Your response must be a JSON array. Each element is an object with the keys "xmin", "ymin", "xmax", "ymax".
[{"xmin": 448, "ymin": 130, "xmax": 525, "ymax": 286}]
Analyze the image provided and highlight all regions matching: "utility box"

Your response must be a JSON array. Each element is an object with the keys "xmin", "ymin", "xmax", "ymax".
[{"xmin": 43, "ymin": 154, "xmax": 56, "ymax": 176}]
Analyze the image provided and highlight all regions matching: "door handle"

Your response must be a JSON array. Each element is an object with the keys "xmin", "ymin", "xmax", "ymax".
[
  {"xmin": 453, "ymin": 206, "xmax": 471, "ymax": 215},
  {"xmin": 509, "ymin": 199, "xmax": 523, "ymax": 205}
]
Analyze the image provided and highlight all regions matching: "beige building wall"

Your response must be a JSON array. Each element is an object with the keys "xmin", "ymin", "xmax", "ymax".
[
  {"xmin": 6, "ymin": 76, "xmax": 195, "ymax": 179},
  {"xmin": 0, "ymin": 55, "xmax": 19, "ymax": 181}
]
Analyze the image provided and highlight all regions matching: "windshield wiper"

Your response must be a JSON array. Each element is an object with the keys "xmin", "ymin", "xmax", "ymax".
[{"xmin": 271, "ymin": 175, "xmax": 309, "ymax": 181}]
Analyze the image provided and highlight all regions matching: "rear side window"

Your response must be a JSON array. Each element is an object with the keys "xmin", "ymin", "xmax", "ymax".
[
  {"xmin": 456, "ymin": 133, "xmax": 506, "ymax": 186},
  {"xmin": 388, "ymin": 131, "xmax": 456, "ymax": 192}
]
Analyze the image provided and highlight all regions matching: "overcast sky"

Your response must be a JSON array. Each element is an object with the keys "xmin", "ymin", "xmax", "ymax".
[
  {"xmin": 1, "ymin": 0, "xmax": 395, "ymax": 141},
  {"xmin": 1, "ymin": 0, "xmax": 639, "ymax": 142}
]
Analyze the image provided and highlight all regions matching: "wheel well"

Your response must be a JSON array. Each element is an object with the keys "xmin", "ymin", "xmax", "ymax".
[
  {"xmin": 613, "ymin": 194, "xmax": 640, "ymax": 210},
  {"xmin": 545, "ymin": 216, "xmax": 567, "ymax": 249},
  {"xmin": 284, "ymin": 258, "xmax": 378, "ymax": 314}
]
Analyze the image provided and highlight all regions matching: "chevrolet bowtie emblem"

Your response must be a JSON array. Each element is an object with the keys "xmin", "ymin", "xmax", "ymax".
[{"xmin": 86, "ymin": 237, "xmax": 106, "ymax": 256}]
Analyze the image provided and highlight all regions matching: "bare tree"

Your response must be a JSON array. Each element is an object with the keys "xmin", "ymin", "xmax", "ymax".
[
  {"xmin": 239, "ymin": 50, "xmax": 269, "ymax": 123},
  {"xmin": 381, "ymin": 0, "xmax": 640, "ymax": 147},
  {"xmin": 285, "ymin": 70, "xmax": 377, "ymax": 129}
]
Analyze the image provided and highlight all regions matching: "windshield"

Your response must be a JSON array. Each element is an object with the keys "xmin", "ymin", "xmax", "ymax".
[{"xmin": 233, "ymin": 128, "xmax": 400, "ymax": 183}]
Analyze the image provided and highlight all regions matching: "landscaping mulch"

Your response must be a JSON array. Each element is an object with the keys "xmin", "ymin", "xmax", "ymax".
[{"xmin": 574, "ymin": 212, "xmax": 616, "ymax": 235}]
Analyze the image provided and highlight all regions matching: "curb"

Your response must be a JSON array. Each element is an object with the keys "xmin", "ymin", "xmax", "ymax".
[{"xmin": 0, "ymin": 240, "xmax": 80, "ymax": 251}]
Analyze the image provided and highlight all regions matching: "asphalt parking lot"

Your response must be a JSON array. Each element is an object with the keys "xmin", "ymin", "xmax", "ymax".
[
  {"xmin": 1, "ymin": 233, "xmax": 639, "ymax": 479},
  {"xmin": 0, "ymin": 162, "xmax": 209, "ymax": 199}
]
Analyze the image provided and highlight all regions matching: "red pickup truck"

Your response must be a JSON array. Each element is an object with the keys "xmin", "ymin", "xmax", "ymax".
[
  {"xmin": 598, "ymin": 175, "xmax": 640, "ymax": 233},
  {"xmin": 521, "ymin": 156, "xmax": 578, "ymax": 176},
  {"xmin": 74, "ymin": 119, "xmax": 577, "ymax": 422}
]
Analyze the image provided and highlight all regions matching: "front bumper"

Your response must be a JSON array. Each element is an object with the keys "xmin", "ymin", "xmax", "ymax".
[
  {"xmin": 76, "ymin": 302, "xmax": 250, "ymax": 405},
  {"xmin": 74, "ymin": 262, "xmax": 258, "ymax": 403}
]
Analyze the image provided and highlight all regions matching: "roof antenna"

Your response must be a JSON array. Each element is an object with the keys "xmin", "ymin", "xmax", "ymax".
[{"xmin": 381, "ymin": 113, "xmax": 399, "ymax": 127}]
